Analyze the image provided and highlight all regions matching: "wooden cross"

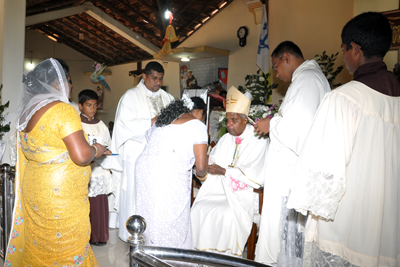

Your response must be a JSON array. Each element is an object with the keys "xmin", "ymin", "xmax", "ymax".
[{"xmin": 128, "ymin": 61, "xmax": 143, "ymax": 76}]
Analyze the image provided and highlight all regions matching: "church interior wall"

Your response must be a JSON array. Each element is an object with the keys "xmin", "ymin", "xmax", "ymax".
[
  {"xmin": 178, "ymin": 0, "xmax": 260, "ymax": 98},
  {"xmin": 21, "ymin": 0, "xmax": 400, "ymax": 126},
  {"xmin": 268, "ymin": 0, "xmax": 354, "ymax": 101},
  {"xmin": 24, "ymin": 29, "xmax": 180, "ymax": 125}
]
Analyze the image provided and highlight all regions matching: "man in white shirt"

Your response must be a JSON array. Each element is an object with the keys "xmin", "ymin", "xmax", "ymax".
[
  {"xmin": 107, "ymin": 62, "xmax": 174, "ymax": 241},
  {"xmin": 191, "ymin": 86, "xmax": 269, "ymax": 257},
  {"xmin": 254, "ymin": 41, "xmax": 330, "ymax": 266}
]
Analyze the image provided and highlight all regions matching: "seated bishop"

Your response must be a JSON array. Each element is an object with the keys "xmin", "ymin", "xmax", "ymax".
[{"xmin": 191, "ymin": 86, "xmax": 269, "ymax": 257}]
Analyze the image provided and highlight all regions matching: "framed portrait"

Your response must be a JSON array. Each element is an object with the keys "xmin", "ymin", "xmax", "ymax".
[
  {"xmin": 383, "ymin": 10, "xmax": 400, "ymax": 48},
  {"xmin": 96, "ymin": 86, "xmax": 104, "ymax": 110}
]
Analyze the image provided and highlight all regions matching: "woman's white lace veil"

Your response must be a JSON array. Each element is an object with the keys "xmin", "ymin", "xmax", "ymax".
[{"xmin": 9, "ymin": 58, "xmax": 70, "ymax": 164}]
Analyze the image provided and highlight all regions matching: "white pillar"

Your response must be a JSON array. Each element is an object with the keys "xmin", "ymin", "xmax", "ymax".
[{"xmin": 0, "ymin": 0, "xmax": 26, "ymax": 164}]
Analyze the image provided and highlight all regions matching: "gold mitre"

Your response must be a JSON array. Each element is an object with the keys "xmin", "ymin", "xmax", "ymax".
[{"xmin": 226, "ymin": 86, "xmax": 251, "ymax": 116}]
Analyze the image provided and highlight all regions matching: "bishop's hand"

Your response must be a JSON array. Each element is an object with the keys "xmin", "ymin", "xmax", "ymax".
[{"xmin": 208, "ymin": 164, "xmax": 226, "ymax": 176}]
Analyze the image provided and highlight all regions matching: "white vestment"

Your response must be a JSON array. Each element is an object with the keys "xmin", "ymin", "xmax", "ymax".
[
  {"xmin": 191, "ymin": 125, "xmax": 269, "ymax": 256},
  {"xmin": 106, "ymin": 80, "xmax": 174, "ymax": 241},
  {"xmin": 287, "ymin": 81, "xmax": 400, "ymax": 267},
  {"xmin": 255, "ymin": 60, "xmax": 331, "ymax": 265}
]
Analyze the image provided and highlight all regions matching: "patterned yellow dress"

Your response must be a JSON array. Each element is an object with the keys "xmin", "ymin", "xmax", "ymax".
[{"xmin": 5, "ymin": 103, "xmax": 98, "ymax": 266}]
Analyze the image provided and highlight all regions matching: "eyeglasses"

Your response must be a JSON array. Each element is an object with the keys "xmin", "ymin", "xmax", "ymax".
[{"xmin": 272, "ymin": 55, "xmax": 283, "ymax": 71}]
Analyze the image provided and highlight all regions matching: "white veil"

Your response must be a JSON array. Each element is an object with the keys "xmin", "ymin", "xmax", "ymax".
[
  {"xmin": 15, "ymin": 58, "xmax": 70, "ymax": 131},
  {"xmin": 9, "ymin": 58, "xmax": 70, "ymax": 164}
]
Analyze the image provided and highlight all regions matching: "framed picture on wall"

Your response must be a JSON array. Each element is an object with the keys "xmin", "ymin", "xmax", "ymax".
[
  {"xmin": 96, "ymin": 86, "xmax": 104, "ymax": 110},
  {"xmin": 218, "ymin": 68, "xmax": 228, "ymax": 88},
  {"xmin": 382, "ymin": 10, "xmax": 400, "ymax": 48}
]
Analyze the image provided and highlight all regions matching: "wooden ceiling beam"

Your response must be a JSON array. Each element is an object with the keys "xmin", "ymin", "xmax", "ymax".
[
  {"xmin": 38, "ymin": 26, "xmax": 112, "ymax": 65},
  {"xmin": 76, "ymin": 14, "xmax": 150, "ymax": 59},
  {"xmin": 118, "ymin": 0, "xmax": 162, "ymax": 31},
  {"xmin": 46, "ymin": 23, "xmax": 117, "ymax": 63},
  {"xmin": 95, "ymin": 0, "xmax": 161, "ymax": 42},
  {"xmin": 54, "ymin": 19, "xmax": 124, "ymax": 62},
  {"xmin": 131, "ymin": 0, "xmax": 157, "ymax": 14},
  {"xmin": 176, "ymin": 0, "xmax": 217, "ymax": 35},
  {"xmin": 63, "ymin": 17, "xmax": 134, "ymax": 60},
  {"xmin": 27, "ymin": 0, "xmax": 53, "ymax": 8},
  {"xmin": 174, "ymin": 0, "xmax": 196, "ymax": 18},
  {"xmin": 26, "ymin": 0, "xmax": 82, "ymax": 15},
  {"xmin": 154, "ymin": 0, "xmax": 167, "ymax": 33}
]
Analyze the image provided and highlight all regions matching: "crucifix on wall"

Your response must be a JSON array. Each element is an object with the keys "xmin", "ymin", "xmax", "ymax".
[{"xmin": 129, "ymin": 62, "xmax": 143, "ymax": 87}]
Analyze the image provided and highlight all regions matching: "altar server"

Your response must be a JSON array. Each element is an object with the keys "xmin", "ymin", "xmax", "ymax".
[
  {"xmin": 288, "ymin": 12, "xmax": 400, "ymax": 266},
  {"xmin": 108, "ymin": 61, "xmax": 174, "ymax": 241},
  {"xmin": 191, "ymin": 86, "xmax": 269, "ymax": 257},
  {"xmin": 254, "ymin": 41, "xmax": 330, "ymax": 266}
]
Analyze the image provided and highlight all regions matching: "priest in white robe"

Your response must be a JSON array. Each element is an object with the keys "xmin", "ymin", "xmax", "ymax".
[
  {"xmin": 107, "ymin": 61, "xmax": 174, "ymax": 241},
  {"xmin": 191, "ymin": 86, "xmax": 269, "ymax": 257},
  {"xmin": 254, "ymin": 41, "xmax": 330, "ymax": 266},
  {"xmin": 287, "ymin": 12, "xmax": 400, "ymax": 266}
]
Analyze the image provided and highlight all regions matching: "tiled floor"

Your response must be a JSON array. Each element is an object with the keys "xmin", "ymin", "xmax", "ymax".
[{"xmin": 92, "ymin": 228, "xmax": 130, "ymax": 267}]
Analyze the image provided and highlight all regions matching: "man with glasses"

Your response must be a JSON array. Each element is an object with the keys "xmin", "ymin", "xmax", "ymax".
[{"xmin": 254, "ymin": 41, "xmax": 330, "ymax": 266}]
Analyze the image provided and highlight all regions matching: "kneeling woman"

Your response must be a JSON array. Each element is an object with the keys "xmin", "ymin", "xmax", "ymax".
[{"xmin": 135, "ymin": 96, "xmax": 208, "ymax": 248}]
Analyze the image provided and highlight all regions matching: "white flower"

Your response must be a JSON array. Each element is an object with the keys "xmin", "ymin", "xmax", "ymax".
[
  {"xmin": 259, "ymin": 77, "xmax": 265, "ymax": 82},
  {"xmin": 327, "ymin": 74, "xmax": 332, "ymax": 79},
  {"xmin": 250, "ymin": 83, "xmax": 255, "ymax": 87},
  {"xmin": 262, "ymin": 113, "xmax": 268, "ymax": 118},
  {"xmin": 259, "ymin": 96, "xmax": 264, "ymax": 101}
]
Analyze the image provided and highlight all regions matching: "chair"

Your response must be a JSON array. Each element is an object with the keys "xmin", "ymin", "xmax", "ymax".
[
  {"xmin": 246, "ymin": 187, "xmax": 264, "ymax": 260},
  {"xmin": 190, "ymin": 179, "xmax": 264, "ymax": 261}
]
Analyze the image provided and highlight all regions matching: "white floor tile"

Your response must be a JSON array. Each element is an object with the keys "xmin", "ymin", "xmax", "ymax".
[{"xmin": 95, "ymin": 250, "xmax": 130, "ymax": 267}]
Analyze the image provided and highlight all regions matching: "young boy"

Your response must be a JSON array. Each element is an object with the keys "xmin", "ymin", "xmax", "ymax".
[{"xmin": 79, "ymin": 89, "xmax": 112, "ymax": 246}]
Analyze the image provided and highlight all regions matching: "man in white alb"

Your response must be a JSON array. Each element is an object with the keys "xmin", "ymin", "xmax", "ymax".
[
  {"xmin": 108, "ymin": 61, "xmax": 174, "ymax": 241},
  {"xmin": 288, "ymin": 12, "xmax": 400, "ymax": 266},
  {"xmin": 254, "ymin": 41, "xmax": 330, "ymax": 266},
  {"xmin": 191, "ymin": 86, "xmax": 269, "ymax": 257}
]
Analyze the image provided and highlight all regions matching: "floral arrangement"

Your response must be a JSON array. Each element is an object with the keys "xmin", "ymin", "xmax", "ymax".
[
  {"xmin": 213, "ymin": 99, "xmax": 283, "ymax": 140},
  {"xmin": 238, "ymin": 69, "xmax": 278, "ymax": 105},
  {"xmin": 314, "ymin": 51, "xmax": 344, "ymax": 89},
  {"xmin": 248, "ymin": 101, "xmax": 282, "ymax": 123}
]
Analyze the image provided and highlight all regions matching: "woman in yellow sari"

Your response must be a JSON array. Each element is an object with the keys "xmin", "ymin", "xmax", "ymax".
[{"xmin": 5, "ymin": 58, "xmax": 108, "ymax": 266}]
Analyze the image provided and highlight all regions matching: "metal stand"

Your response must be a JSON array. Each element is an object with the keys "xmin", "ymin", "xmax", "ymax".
[
  {"xmin": 0, "ymin": 164, "xmax": 15, "ymax": 259},
  {"xmin": 126, "ymin": 215, "xmax": 271, "ymax": 267}
]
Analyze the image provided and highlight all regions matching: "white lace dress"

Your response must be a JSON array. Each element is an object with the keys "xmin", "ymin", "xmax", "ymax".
[{"xmin": 135, "ymin": 119, "xmax": 207, "ymax": 249}]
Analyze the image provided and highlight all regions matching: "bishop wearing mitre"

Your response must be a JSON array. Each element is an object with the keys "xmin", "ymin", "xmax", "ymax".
[{"xmin": 191, "ymin": 86, "xmax": 269, "ymax": 257}]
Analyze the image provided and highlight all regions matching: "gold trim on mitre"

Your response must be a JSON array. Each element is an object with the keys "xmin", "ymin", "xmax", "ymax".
[{"xmin": 226, "ymin": 86, "xmax": 251, "ymax": 116}]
